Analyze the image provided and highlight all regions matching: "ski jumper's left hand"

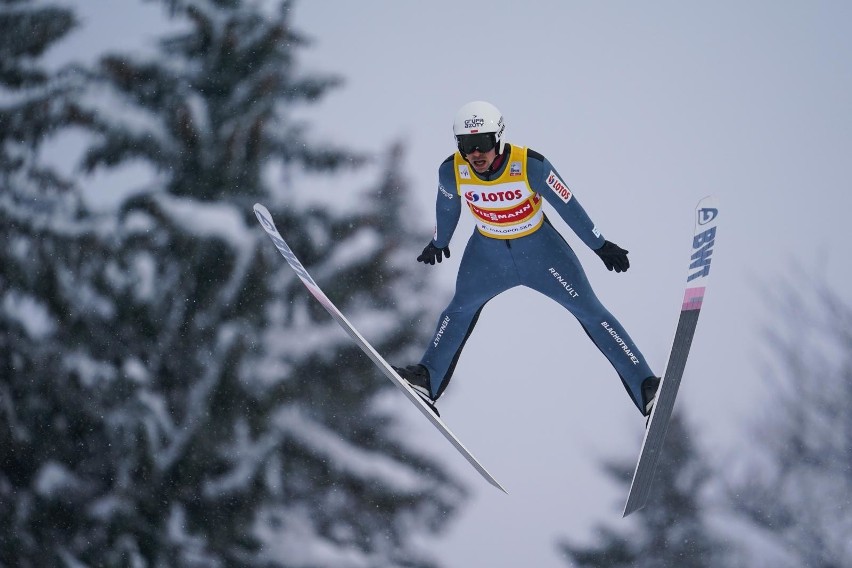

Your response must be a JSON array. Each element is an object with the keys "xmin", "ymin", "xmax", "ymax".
[{"xmin": 594, "ymin": 240, "xmax": 630, "ymax": 272}]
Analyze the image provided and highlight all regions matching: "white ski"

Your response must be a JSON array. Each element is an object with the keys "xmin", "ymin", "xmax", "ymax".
[
  {"xmin": 253, "ymin": 203, "xmax": 506, "ymax": 493},
  {"xmin": 623, "ymin": 195, "xmax": 719, "ymax": 516}
]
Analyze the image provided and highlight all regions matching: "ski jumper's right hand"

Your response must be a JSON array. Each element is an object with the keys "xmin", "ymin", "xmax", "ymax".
[{"xmin": 417, "ymin": 242, "xmax": 451, "ymax": 265}]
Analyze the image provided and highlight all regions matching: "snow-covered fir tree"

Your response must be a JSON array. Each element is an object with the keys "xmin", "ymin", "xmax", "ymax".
[
  {"xmin": 558, "ymin": 414, "xmax": 732, "ymax": 568},
  {"xmin": 1, "ymin": 1, "xmax": 462, "ymax": 566},
  {"xmin": 0, "ymin": 1, "xmax": 103, "ymax": 565},
  {"xmin": 0, "ymin": 0, "xmax": 85, "ymax": 200}
]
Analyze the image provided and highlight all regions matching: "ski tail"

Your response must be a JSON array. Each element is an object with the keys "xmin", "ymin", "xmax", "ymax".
[{"xmin": 623, "ymin": 195, "xmax": 718, "ymax": 516}]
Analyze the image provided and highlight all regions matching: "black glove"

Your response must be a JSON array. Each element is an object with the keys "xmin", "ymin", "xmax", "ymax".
[
  {"xmin": 594, "ymin": 240, "xmax": 630, "ymax": 273},
  {"xmin": 417, "ymin": 242, "xmax": 451, "ymax": 265}
]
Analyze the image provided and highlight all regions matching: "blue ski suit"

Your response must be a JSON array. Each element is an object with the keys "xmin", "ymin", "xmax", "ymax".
[{"xmin": 419, "ymin": 144, "xmax": 654, "ymax": 412}]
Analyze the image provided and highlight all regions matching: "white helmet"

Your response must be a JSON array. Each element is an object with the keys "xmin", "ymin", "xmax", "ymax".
[{"xmin": 452, "ymin": 101, "xmax": 506, "ymax": 155}]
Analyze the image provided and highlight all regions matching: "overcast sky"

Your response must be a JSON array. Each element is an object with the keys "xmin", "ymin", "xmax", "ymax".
[{"xmin": 56, "ymin": 1, "xmax": 852, "ymax": 566}]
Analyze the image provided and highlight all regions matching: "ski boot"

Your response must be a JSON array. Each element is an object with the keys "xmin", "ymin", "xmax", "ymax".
[
  {"xmin": 641, "ymin": 376, "xmax": 661, "ymax": 425},
  {"xmin": 392, "ymin": 364, "xmax": 440, "ymax": 417}
]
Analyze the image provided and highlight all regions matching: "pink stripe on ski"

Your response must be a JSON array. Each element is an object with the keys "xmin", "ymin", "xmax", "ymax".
[{"xmin": 682, "ymin": 287, "xmax": 705, "ymax": 311}]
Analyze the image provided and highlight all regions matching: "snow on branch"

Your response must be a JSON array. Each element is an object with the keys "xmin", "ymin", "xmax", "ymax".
[
  {"xmin": 143, "ymin": 324, "xmax": 242, "ymax": 474},
  {"xmin": 202, "ymin": 417, "xmax": 283, "ymax": 499},
  {"xmin": 151, "ymin": 193, "xmax": 254, "ymax": 254},
  {"xmin": 311, "ymin": 226, "xmax": 381, "ymax": 283},
  {"xmin": 273, "ymin": 407, "xmax": 426, "ymax": 495},
  {"xmin": 150, "ymin": 193, "xmax": 258, "ymax": 325},
  {"xmin": 254, "ymin": 503, "xmax": 376, "ymax": 568}
]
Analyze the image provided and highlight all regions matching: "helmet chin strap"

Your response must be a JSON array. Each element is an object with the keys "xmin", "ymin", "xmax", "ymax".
[
  {"xmin": 464, "ymin": 146, "xmax": 507, "ymax": 176},
  {"xmin": 484, "ymin": 145, "xmax": 507, "ymax": 175}
]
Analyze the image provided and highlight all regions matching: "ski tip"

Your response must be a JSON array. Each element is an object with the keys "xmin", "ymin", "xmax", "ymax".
[
  {"xmin": 253, "ymin": 203, "xmax": 277, "ymax": 233},
  {"xmin": 696, "ymin": 194, "xmax": 718, "ymax": 210}
]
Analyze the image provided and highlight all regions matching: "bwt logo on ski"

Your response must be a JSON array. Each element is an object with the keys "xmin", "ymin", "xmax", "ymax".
[
  {"xmin": 698, "ymin": 207, "xmax": 719, "ymax": 225},
  {"xmin": 464, "ymin": 116, "xmax": 485, "ymax": 129},
  {"xmin": 255, "ymin": 210, "xmax": 318, "ymax": 287},
  {"xmin": 255, "ymin": 210, "xmax": 275, "ymax": 233},
  {"xmin": 464, "ymin": 189, "xmax": 523, "ymax": 203},
  {"xmin": 687, "ymin": 226, "xmax": 716, "ymax": 282},
  {"xmin": 546, "ymin": 171, "xmax": 572, "ymax": 203}
]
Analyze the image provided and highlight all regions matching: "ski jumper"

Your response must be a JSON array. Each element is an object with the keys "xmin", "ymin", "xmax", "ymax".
[{"xmin": 419, "ymin": 144, "xmax": 654, "ymax": 412}]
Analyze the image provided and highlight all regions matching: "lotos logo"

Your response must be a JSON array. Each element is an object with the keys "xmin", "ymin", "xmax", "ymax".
[
  {"xmin": 698, "ymin": 207, "xmax": 718, "ymax": 225},
  {"xmin": 464, "ymin": 115, "xmax": 485, "ymax": 130},
  {"xmin": 465, "ymin": 189, "xmax": 523, "ymax": 203},
  {"xmin": 546, "ymin": 170, "xmax": 572, "ymax": 203}
]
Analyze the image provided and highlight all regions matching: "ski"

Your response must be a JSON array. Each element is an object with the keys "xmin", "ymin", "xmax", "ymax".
[
  {"xmin": 253, "ymin": 203, "xmax": 506, "ymax": 493},
  {"xmin": 623, "ymin": 196, "xmax": 719, "ymax": 516}
]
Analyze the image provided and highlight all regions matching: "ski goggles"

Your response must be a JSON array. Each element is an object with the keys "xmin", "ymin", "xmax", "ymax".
[{"xmin": 456, "ymin": 133, "xmax": 497, "ymax": 155}]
